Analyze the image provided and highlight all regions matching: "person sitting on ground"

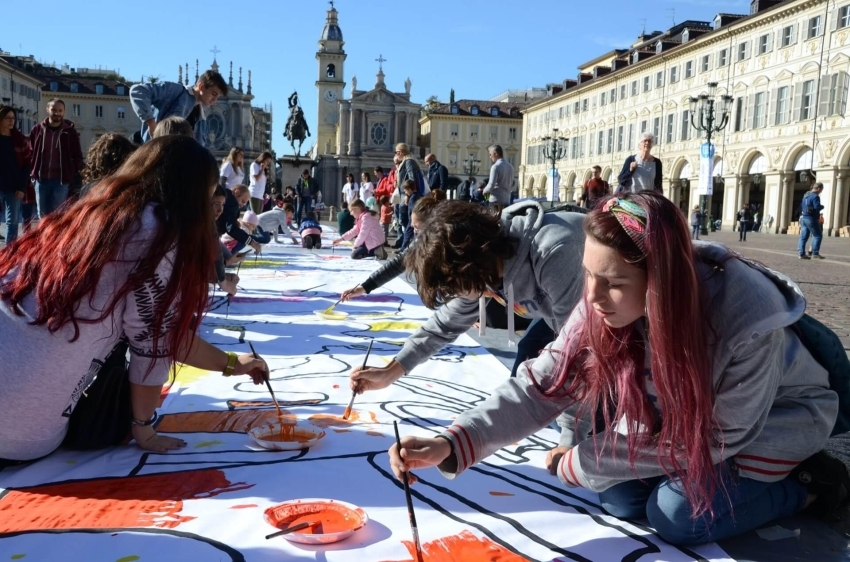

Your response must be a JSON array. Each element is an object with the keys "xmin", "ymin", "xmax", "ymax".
[
  {"xmin": 210, "ymin": 185, "xmax": 241, "ymax": 294},
  {"xmin": 79, "ymin": 133, "xmax": 137, "ymax": 198},
  {"xmin": 257, "ymin": 203, "xmax": 298, "ymax": 245},
  {"xmin": 341, "ymin": 195, "xmax": 443, "ymax": 303},
  {"xmin": 400, "ymin": 179, "xmax": 420, "ymax": 251},
  {"xmin": 0, "ymin": 136, "xmax": 267, "ymax": 464},
  {"xmin": 216, "ymin": 184, "xmax": 261, "ymax": 255},
  {"xmin": 337, "ymin": 201, "xmax": 355, "ymax": 235},
  {"xmin": 151, "ymin": 116, "xmax": 194, "ymax": 139},
  {"xmin": 282, "ymin": 186, "xmax": 296, "ymax": 207},
  {"xmin": 221, "ymin": 210, "xmax": 270, "ymax": 254},
  {"xmin": 349, "ymin": 198, "xmax": 586, "ymax": 392},
  {"xmin": 388, "ymin": 192, "xmax": 846, "ymax": 546},
  {"xmin": 334, "ymin": 199, "xmax": 387, "ymax": 260},
  {"xmin": 299, "ymin": 212, "xmax": 323, "ymax": 249},
  {"xmin": 471, "ymin": 179, "xmax": 487, "ymax": 204},
  {"xmin": 379, "ymin": 195, "xmax": 393, "ymax": 243}
]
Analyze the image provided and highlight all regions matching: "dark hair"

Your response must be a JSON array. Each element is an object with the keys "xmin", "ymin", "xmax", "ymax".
[
  {"xmin": 255, "ymin": 151, "xmax": 273, "ymax": 163},
  {"xmin": 379, "ymin": 195, "xmax": 390, "ymax": 205},
  {"xmin": 341, "ymin": 201, "xmax": 348, "ymax": 209},
  {"xmin": 346, "ymin": 173, "xmax": 355, "ymax": 182},
  {"xmin": 349, "ymin": 199, "xmax": 367, "ymax": 212},
  {"xmin": 402, "ymin": 179, "xmax": 416, "ymax": 192},
  {"xmin": 81, "ymin": 133, "xmax": 137, "ymax": 184},
  {"xmin": 213, "ymin": 185, "xmax": 227, "ymax": 199},
  {"xmin": 302, "ymin": 169, "xmax": 310, "ymax": 175},
  {"xmin": 374, "ymin": 166, "xmax": 384, "ymax": 173},
  {"xmin": 430, "ymin": 188, "xmax": 446, "ymax": 201},
  {"xmin": 285, "ymin": 185, "xmax": 295, "ymax": 193},
  {"xmin": 0, "ymin": 105, "xmax": 17, "ymax": 132},
  {"xmin": 412, "ymin": 194, "xmax": 441, "ymax": 220},
  {"xmin": 404, "ymin": 201, "xmax": 514, "ymax": 309},
  {"xmin": 0, "ymin": 136, "xmax": 219, "ymax": 377},
  {"xmin": 592, "ymin": 165, "xmax": 602, "ymax": 172},
  {"xmin": 198, "ymin": 70, "xmax": 228, "ymax": 94},
  {"xmin": 47, "ymin": 98, "xmax": 65, "ymax": 108},
  {"xmin": 361, "ymin": 171, "xmax": 371, "ymax": 182}
]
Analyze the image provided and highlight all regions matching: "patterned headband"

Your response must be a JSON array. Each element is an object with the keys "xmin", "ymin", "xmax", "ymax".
[{"xmin": 602, "ymin": 198, "xmax": 648, "ymax": 255}]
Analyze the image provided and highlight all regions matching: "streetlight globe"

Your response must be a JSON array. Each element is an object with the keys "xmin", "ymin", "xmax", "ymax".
[{"xmin": 707, "ymin": 82, "xmax": 718, "ymax": 97}]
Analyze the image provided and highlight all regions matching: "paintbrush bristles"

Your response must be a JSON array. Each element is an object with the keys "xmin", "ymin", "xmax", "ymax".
[{"xmin": 342, "ymin": 340, "xmax": 374, "ymax": 420}]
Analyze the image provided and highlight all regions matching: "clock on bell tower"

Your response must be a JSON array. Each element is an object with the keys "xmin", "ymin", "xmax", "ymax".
[{"xmin": 315, "ymin": 2, "xmax": 346, "ymax": 155}]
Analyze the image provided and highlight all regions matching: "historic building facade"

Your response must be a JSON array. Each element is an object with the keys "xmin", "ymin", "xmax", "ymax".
[
  {"xmin": 0, "ymin": 54, "xmax": 44, "ymax": 135},
  {"xmin": 311, "ymin": 4, "xmax": 421, "ymax": 209},
  {"xmin": 418, "ymin": 99, "xmax": 524, "ymax": 188},
  {"xmin": 521, "ymin": 0, "xmax": 850, "ymax": 235}
]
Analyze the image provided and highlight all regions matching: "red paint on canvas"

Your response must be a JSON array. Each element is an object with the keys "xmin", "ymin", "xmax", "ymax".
[{"xmin": 384, "ymin": 530, "xmax": 526, "ymax": 561}]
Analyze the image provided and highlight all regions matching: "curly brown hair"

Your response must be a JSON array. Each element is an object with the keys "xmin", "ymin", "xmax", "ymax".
[
  {"xmin": 81, "ymin": 133, "xmax": 137, "ymax": 184},
  {"xmin": 404, "ymin": 201, "xmax": 515, "ymax": 309}
]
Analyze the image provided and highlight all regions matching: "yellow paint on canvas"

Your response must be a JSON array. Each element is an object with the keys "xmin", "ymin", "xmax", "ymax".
[
  {"xmin": 238, "ymin": 259, "xmax": 287, "ymax": 268},
  {"xmin": 171, "ymin": 364, "xmax": 214, "ymax": 384},
  {"xmin": 195, "ymin": 440, "xmax": 224, "ymax": 450},
  {"xmin": 368, "ymin": 321, "xmax": 421, "ymax": 333}
]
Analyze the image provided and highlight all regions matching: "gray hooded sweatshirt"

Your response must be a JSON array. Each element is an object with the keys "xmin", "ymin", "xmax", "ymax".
[
  {"xmin": 394, "ymin": 201, "xmax": 586, "ymax": 374},
  {"xmin": 438, "ymin": 242, "xmax": 838, "ymax": 492}
]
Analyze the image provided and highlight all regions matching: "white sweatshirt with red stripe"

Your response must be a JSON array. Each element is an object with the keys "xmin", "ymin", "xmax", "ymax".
[{"xmin": 438, "ymin": 243, "xmax": 838, "ymax": 491}]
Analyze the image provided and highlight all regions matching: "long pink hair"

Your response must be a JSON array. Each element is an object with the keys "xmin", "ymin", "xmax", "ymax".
[{"xmin": 537, "ymin": 191, "xmax": 722, "ymax": 519}]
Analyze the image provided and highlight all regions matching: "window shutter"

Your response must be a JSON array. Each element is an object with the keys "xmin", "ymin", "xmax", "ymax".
[
  {"xmin": 839, "ymin": 71, "xmax": 849, "ymax": 116},
  {"xmin": 767, "ymin": 33, "xmax": 774, "ymax": 52},
  {"xmin": 771, "ymin": 88, "xmax": 781, "ymax": 126},
  {"xmin": 745, "ymin": 42, "xmax": 751, "ymax": 59},
  {"xmin": 831, "ymin": 8, "xmax": 839, "ymax": 31},
  {"xmin": 792, "ymin": 82, "xmax": 804, "ymax": 121},
  {"xmin": 776, "ymin": 30, "xmax": 783, "ymax": 48},
  {"xmin": 818, "ymin": 77, "xmax": 832, "ymax": 116},
  {"xmin": 747, "ymin": 94, "xmax": 756, "ymax": 129},
  {"xmin": 792, "ymin": 24, "xmax": 798, "ymax": 45}
]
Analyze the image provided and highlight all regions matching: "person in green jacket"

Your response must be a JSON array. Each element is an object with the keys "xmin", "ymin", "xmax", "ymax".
[{"xmin": 337, "ymin": 201, "xmax": 355, "ymax": 235}]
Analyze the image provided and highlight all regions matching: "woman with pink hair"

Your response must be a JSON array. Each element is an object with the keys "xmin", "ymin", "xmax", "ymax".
[{"xmin": 388, "ymin": 191, "xmax": 845, "ymax": 545}]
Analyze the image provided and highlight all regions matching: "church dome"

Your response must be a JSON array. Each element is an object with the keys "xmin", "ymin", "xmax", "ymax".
[{"xmin": 321, "ymin": 7, "xmax": 343, "ymax": 41}]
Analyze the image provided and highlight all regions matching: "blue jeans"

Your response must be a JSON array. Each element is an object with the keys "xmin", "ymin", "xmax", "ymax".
[
  {"xmin": 35, "ymin": 178, "xmax": 69, "ymax": 218},
  {"xmin": 351, "ymin": 244, "xmax": 375, "ymax": 260},
  {"xmin": 1, "ymin": 191, "xmax": 21, "ymax": 242},
  {"xmin": 296, "ymin": 197, "xmax": 313, "ymax": 225},
  {"xmin": 511, "ymin": 318, "xmax": 555, "ymax": 377},
  {"xmin": 798, "ymin": 216, "xmax": 822, "ymax": 256},
  {"xmin": 231, "ymin": 227, "xmax": 272, "ymax": 254},
  {"xmin": 598, "ymin": 461, "xmax": 808, "ymax": 545}
]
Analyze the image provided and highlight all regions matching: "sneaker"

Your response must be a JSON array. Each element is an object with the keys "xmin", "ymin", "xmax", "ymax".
[
  {"xmin": 800, "ymin": 254, "xmax": 811, "ymax": 260},
  {"xmin": 813, "ymin": 254, "xmax": 825, "ymax": 259},
  {"xmin": 791, "ymin": 451, "xmax": 850, "ymax": 520}
]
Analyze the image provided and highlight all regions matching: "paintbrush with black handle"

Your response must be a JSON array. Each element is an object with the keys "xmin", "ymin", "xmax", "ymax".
[
  {"xmin": 394, "ymin": 420, "xmax": 424, "ymax": 562},
  {"xmin": 248, "ymin": 341, "xmax": 284, "ymax": 420},
  {"xmin": 343, "ymin": 340, "xmax": 373, "ymax": 420},
  {"xmin": 265, "ymin": 521, "xmax": 321, "ymax": 540}
]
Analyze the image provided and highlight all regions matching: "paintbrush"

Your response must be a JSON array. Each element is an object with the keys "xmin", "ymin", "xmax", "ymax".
[
  {"xmin": 265, "ymin": 521, "xmax": 321, "ymax": 540},
  {"xmin": 225, "ymin": 294, "xmax": 231, "ymax": 319},
  {"xmin": 248, "ymin": 341, "xmax": 284, "ymax": 421},
  {"xmin": 394, "ymin": 420, "xmax": 424, "ymax": 562},
  {"xmin": 323, "ymin": 297, "xmax": 342, "ymax": 314},
  {"xmin": 301, "ymin": 283, "xmax": 326, "ymax": 292},
  {"xmin": 343, "ymin": 340, "xmax": 373, "ymax": 420}
]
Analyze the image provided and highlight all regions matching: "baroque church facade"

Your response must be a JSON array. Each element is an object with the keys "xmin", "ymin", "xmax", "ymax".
[{"xmin": 311, "ymin": 4, "xmax": 421, "ymax": 209}]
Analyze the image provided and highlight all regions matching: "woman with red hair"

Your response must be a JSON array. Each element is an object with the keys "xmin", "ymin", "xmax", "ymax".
[
  {"xmin": 0, "ymin": 136, "xmax": 267, "ymax": 463},
  {"xmin": 389, "ymin": 191, "xmax": 845, "ymax": 545}
]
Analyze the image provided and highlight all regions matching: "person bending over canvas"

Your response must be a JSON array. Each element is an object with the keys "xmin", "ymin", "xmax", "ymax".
[
  {"xmin": 349, "ymin": 199, "xmax": 586, "ymax": 393},
  {"xmin": 0, "ymin": 136, "xmax": 268, "ymax": 464},
  {"xmin": 388, "ymin": 192, "xmax": 846, "ymax": 546}
]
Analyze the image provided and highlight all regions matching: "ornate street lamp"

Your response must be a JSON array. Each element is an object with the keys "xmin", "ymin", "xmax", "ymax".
[
  {"xmin": 689, "ymin": 82, "xmax": 733, "ymax": 235},
  {"xmin": 752, "ymin": 173, "xmax": 762, "ymax": 189},
  {"xmin": 542, "ymin": 128, "xmax": 567, "ymax": 204},
  {"xmin": 463, "ymin": 153, "xmax": 480, "ymax": 178}
]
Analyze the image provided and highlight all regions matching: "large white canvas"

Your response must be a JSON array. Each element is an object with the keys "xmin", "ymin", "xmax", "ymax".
[{"xmin": 0, "ymin": 235, "xmax": 734, "ymax": 562}]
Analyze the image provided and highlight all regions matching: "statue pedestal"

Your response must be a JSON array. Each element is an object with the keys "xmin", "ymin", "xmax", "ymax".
[{"xmin": 276, "ymin": 155, "xmax": 318, "ymax": 197}]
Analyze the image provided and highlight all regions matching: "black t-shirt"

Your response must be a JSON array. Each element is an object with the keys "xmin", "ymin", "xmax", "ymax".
[
  {"xmin": 0, "ymin": 136, "xmax": 20, "ymax": 192},
  {"xmin": 185, "ymin": 104, "xmax": 201, "ymax": 128}
]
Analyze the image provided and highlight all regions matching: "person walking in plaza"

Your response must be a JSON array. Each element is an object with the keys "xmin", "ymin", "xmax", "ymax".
[
  {"xmin": 580, "ymin": 165, "xmax": 610, "ymax": 209},
  {"xmin": 342, "ymin": 173, "xmax": 360, "ymax": 207},
  {"xmin": 248, "ymin": 152, "xmax": 273, "ymax": 214},
  {"xmin": 483, "ymin": 144, "xmax": 513, "ymax": 211},
  {"xmin": 295, "ymin": 169, "xmax": 319, "ymax": 226},
  {"xmin": 0, "ymin": 136, "xmax": 268, "ymax": 463},
  {"xmin": 617, "ymin": 132, "xmax": 662, "ymax": 193},
  {"xmin": 334, "ymin": 199, "xmax": 387, "ymax": 260},
  {"xmin": 349, "ymin": 199, "xmax": 586, "ymax": 394},
  {"xmin": 220, "ymin": 148, "xmax": 245, "ymax": 191},
  {"xmin": 737, "ymin": 204, "xmax": 751, "ymax": 242},
  {"xmin": 799, "ymin": 182, "xmax": 825, "ymax": 260},
  {"xmin": 690, "ymin": 205, "xmax": 702, "ymax": 240},
  {"xmin": 0, "ymin": 106, "xmax": 32, "ymax": 243},
  {"xmin": 424, "ymin": 153, "xmax": 449, "ymax": 194},
  {"xmin": 129, "ymin": 70, "xmax": 227, "ymax": 147},
  {"xmin": 387, "ymin": 192, "xmax": 845, "ymax": 546},
  {"xmin": 28, "ymin": 99, "xmax": 84, "ymax": 218}
]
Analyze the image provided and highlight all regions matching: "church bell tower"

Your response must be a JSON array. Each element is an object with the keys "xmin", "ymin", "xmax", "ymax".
[{"xmin": 315, "ymin": 2, "xmax": 346, "ymax": 155}]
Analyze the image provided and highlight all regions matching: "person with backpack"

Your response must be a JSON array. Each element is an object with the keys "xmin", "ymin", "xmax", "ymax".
[
  {"xmin": 394, "ymin": 142, "xmax": 424, "ymax": 198},
  {"xmin": 799, "ymin": 182, "xmax": 825, "ymax": 260},
  {"xmin": 617, "ymin": 133, "xmax": 663, "ymax": 193},
  {"xmin": 387, "ymin": 192, "xmax": 847, "ymax": 546},
  {"xmin": 737, "ymin": 205, "xmax": 751, "ymax": 242},
  {"xmin": 689, "ymin": 205, "xmax": 702, "ymax": 240}
]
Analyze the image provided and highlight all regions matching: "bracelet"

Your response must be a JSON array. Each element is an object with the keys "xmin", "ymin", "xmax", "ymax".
[
  {"xmin": 223, "ymin": 352, "xmax": 238, "ymax": 376},
  {"xmin": 131, "ymin": 411, "xmax": 158, "ymax": 427}
]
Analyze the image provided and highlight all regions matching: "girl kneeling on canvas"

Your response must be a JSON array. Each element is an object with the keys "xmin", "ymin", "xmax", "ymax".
[
  {"xmin": 389, "ymin": 191, "xmax": 844, "ymax": 546},
  {"xmin": 333, "ymin": 199, "xmax": 387, "ymax": 260},
  {"xmin": 0, "ymin": 136, "xmax": 268, "ymax": 465}
]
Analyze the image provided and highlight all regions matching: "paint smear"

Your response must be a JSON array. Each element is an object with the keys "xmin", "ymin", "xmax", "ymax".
[
  {"xmin": 170, "ymin": 364, "xmax": 214, "ymax": 385},
  {"xmin": 194, "ymin": 440, "xmax": 224, "ymax": 449},
  {"xmin": 0, "ymin": 469, "xmax": 253, "ymax": 532},
  {"xmin": 308, "ymin": 411, "xmax": 360, "ymax": 428},
  {"xmin": 230, "ymin": 504, "xmax": 258, "ymax": 509},
  {"xmin": 384, "ymin": 530, "xmax": 527, "ymax": 562},
  {"xmin": 236, "ymin": 259, "xmax": 288, "ymax": 268},
  {"xmin": 116, "ymin": 557, "xmax": 140, "ymax": 562},
  {"xmin": 355, "ymin": 295, "xmax": 401, "ymax": 303},
  {"xmin": 333, "ymin": 384, "xmax": 340, "ymax": 389},
  {"xmin": 333, "ymin": 429, "xmax": 352, "ymax": 433},
  {"xmin": 11, "ymin": 556, "xmax": 25, "ymax": 560},
  {"xmin": 365, "ymin": 431, "xmax": 384, "ymax": 437},
  {"xmin": 369, "ymin": 321, "xmax": 421, "ymax": 332},
  {"xmin": 228, "ymin": 296, "xmax": 292, "ymax": 305},
  {"xmin": 488, "ymin": 491, "xmax": 515, "ymax": 497},
  {"xmin": 157, "ymin": 410, "xmax": 295, "ymax": 433},
  {"xmin": 369, "ymin": 411, "xmax": 379, "ymax": 424}
]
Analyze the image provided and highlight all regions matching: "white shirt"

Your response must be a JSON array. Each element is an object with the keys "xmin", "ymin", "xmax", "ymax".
[
  {"xmin": 249, "ymin": 162, "xmax": 267, "ymax": 199},
  {"xmin": 359, "ymin": 182, "xmax": 375, "ymax": 202},
  {"xmin": 343, "ymin": 182, "xmax": 360, "ymax": 205},
  {"xmin": 257, "ymin": 208, "xmax": 294, "ymax": 242},
  {"xmin": 220, "ymin": 161, "xmax": 244, "ymax": 190}
]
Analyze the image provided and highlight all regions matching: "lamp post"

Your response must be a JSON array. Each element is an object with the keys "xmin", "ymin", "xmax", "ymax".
[
  {"xmin": 689, "ymin": 82, "xmax": 733, "ymax": 235},
  {"xmin": 463, "ymin": 153, "xmax": 480, "ymax": 179},
  {"xmin": 542, "ymin": 128, "xmax": 567, "ymax": 204}
]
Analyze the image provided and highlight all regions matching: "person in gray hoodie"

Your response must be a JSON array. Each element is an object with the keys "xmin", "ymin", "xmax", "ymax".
[
  {"xmin": 388, "ymin": 192, "xmax": 843, "ymax": 546},
  {"xmin": 349, "ymin": 199, "xmax": 586, "ymax": 393}
]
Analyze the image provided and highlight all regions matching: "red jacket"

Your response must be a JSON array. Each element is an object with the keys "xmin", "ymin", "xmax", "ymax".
[
  {"xmin": 375, "ymin": 173, "xmax": 395, "ymax": 201},
  {"xmin": 29, "ymin": 118, "xmax": 84, "ymax": 185}
]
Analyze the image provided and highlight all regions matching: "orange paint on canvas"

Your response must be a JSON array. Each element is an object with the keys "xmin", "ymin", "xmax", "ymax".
[
  {"xmin": 0, "ymin": 469, "xmax": 253, "ymax": 533},
  {"xmin": 384, "ymin": 530, "xmax": 526, "ymax": 562},
  {"xmin": 369, "ymin": 411, "xmax": 379, "ymax": 424},
  {"xmin": 365, "ymin": 431, "xmax": 384, "ymax": 437},
  {"xmin": 333, "ymin": 429, "xmax": 352, "ymax": 433},
  {"xmin": 230, "ymin": 504, "xmax": 259, "ymax": 509},
  {"xmin": 308, "ymin": 411, "xmax": 360, "ymax": 428},
  {"xmin": 488, "ymin": 491, "xmax": 515, "ymax": 497},
  {"xmin": 156, "ymin": 410, "xmax": 295, "ymax": 433}
]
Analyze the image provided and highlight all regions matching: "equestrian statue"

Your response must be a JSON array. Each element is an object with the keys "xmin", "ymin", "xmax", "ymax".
[{"xmin": 284, "ymin": 91, "xmax": 310, "ymax": 161}]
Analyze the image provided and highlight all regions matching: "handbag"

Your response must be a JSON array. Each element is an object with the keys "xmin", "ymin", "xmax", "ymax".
[{"xmin": 63, "ymin": 339, "xmax": 132, "ymax": 450}]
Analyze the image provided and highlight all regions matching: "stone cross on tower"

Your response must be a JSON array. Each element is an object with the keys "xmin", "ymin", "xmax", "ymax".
[{"xmin": 375, "ymin": 54, "xmax": 387, "ymax": 72}]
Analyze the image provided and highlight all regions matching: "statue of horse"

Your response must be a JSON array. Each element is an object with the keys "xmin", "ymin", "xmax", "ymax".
[{"xmin": 284, "ymin": 91, "xmax": 310, "ymax": 158}]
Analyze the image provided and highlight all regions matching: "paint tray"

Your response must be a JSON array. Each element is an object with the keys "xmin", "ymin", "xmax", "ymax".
[
  {"xmin": 264, "ymin": 498, "xmax": 368, "ymax": 545},
  {"xmin": 248, "ymin": 421, "xmax": 326, "ymax": 451}
]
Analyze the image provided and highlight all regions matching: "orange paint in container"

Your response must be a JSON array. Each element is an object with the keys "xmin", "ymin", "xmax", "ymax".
[{"xmin": 264, "ymin": 499, "xmax": 368, "ymax": 545}]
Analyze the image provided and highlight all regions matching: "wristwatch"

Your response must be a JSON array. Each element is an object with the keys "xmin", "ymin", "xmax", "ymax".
[
  {"xmin": 132, "ymin": 411, "xmax": 158, "ymax": 427},
  {"xmin": 223, "ymin": 351, "xmax": 238, "ymax": 376}
]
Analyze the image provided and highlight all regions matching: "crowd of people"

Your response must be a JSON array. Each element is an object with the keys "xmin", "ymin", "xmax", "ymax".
[{"xmin": 0, "ymin": 70, "xmax": 847, "ymax": 549}]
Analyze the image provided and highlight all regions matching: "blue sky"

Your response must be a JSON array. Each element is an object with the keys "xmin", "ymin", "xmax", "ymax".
[{"xmin": 6, "ymin": 0, "xmax": 749, "ymax": 154}]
